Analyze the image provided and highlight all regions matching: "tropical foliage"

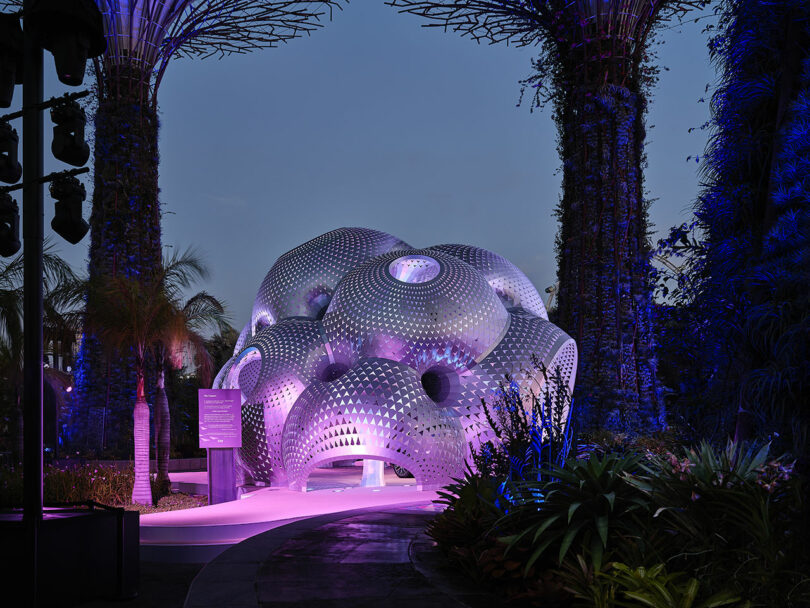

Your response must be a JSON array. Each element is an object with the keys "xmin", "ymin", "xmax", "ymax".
[
  {"xmin": 0, "ymin": 245, "xmax": 78, "ymax": 462},
  {"xmin": 657, "ymin": 0, "xmax": 810, "ymax": 460},
  {"xmin": 70, "ymin": 249, "xmax": 226, "ymax": 504}
]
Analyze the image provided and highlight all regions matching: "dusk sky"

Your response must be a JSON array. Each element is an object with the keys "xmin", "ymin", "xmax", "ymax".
[{"xmin": 31, "ymin": 3, "xmax": 716, "ymax": 334}]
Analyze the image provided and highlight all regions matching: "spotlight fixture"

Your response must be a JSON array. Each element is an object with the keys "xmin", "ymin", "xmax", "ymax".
[
  {"xmin": 0, "ymin": 191, "xmax": 21, "ymax": 257},
  {"xmin": 49, "ymin": 174, "xmax": 89, "ymax": 244},
  {"xmin": 0, "ymin": 13, "xmax": 23, "ymax": 108},
  {"xmin": 27, "ymin": 0, "xmax": 106, "ymax": 87},
  {"xmin": 51, "ymin": 99, "xmax": 89, "ymax": 167},
  {"xmin": 0, "ymin": 121, "xmax": 22, "ymax": 184}
]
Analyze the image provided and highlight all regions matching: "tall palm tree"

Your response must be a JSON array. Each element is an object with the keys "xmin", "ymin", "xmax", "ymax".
[
  {"xmin": 74, "ymin": 248, "xmax": 225, "ymax": 504},
  {"xmin": 152, "ymin": 252, "xmax": 226, "ymax": 495}
]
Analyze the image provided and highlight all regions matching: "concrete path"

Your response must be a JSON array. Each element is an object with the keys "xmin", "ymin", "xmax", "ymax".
[
  {"xmin": 144, "ymin": 467, "xmax": 437, "ymax": 563},
  {"xmin": 184, "ymin": 505, "xmax": 501, "ymax": 608}
]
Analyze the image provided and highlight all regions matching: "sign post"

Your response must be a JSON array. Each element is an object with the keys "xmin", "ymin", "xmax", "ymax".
[{"xmin": 198, "ymin": 389, "xmax": 242, "ymax": 505}]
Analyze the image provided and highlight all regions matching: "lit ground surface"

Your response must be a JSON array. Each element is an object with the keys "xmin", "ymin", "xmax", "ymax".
[{"xmin": 141, "ymin": 464, "xmax": 440, "ymax": 562}]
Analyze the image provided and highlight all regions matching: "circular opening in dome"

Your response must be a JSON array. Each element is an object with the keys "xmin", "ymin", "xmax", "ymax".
[
  {"xmin": 318, "ymin": 362, "xmax": 349, "ymax": 382},
  {"xmin": 253, "ymin": 315, "xmax": 272, "ymax": 333},
  {"xmin": 420, "ymin": 366, "xmax": 459, "ymax": 404},
  {"xmin": 227, "ymin": 347, "xmax": 262, "ymax": 396},
  {"xmin": 388, "ymin": 255, "xmax": 440, "ymax": 284},
  {"xmin": 308, "ymin": 291, "xmax": 331, "ymax": 320}
]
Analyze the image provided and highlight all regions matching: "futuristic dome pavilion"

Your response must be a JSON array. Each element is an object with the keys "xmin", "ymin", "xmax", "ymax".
[{"xmin": 214, "ymin": 228, "xmax": 577, "ymax": 491}]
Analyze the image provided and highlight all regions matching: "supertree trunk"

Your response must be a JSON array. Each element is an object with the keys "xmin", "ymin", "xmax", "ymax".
[
  {"xmin": 555, "ymin": 81, "xmax": 659, "ymax": 431},
  {"xmin": 387, "ymin": 0, "xmax": 704, "ymax": 433},
  {"xmin": 75, "ymin": 67, "xmax": 160, "ymax": 454}
]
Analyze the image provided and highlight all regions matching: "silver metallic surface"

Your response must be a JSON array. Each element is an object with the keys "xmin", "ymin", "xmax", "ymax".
[
  {"xmin": 215, "ymin": 228, "xmax": 577, "ymax": 491},
  {"xmin": 430, "ymin": 243, "xmax": 548, "ymax": 319},
  {"xmin": 250, "ymin": 227, "xmax": 410, "ymax": 334},
  {"xmin": 282, "ymin": 358, "xmax": 466, "ymax": 491}
]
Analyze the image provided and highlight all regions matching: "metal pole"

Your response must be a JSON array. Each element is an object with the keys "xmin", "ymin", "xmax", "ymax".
[{"xmin": 22, "ymin": 0, "xmax": 44, "ymax": 603}]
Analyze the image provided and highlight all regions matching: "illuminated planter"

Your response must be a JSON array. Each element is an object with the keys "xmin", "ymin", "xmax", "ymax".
[{"xmin": 216, "ymin": 228, "xmax": 577, "ymax": 490}]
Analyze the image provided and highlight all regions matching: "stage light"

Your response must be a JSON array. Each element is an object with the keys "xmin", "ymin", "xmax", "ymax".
[
  {"xmin": 0, "ymin": 13, "xmax": 23, "ymax": 108},
  {"xmin": 49, "ymin": 175, "xmax": 88, "ymax": 244},
  {"xmin": 51, "ymin": 99, "xmax": 89, "ymax": 167},
  {"xmin": 0, "ymin": 191, "xmax": 21, "ymax": 257},
  {"xmin": 27, "ymin": 0, "xmax": 106, "ymax": 86},
  {"xmin": 0, "ymin": 121, "xmax": 22, "ymax": 184}
]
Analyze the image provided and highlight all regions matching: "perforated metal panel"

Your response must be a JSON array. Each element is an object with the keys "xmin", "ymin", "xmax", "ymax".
[
  {"xmin": 457, "ymin": 311, "xmax": 578, "ymax": 449},
  {"xmin": 214, "ymin": 228, "xmax": 577, "ymax": 490},
  {"xmin": 250, "ymin": 227, "xmax": 411, "ymax": 334},
  {"xmin": 234, "ymin": 319, "xmax": 332, "ymax": 484},
  {"xmin": 282, "ymin": 358, "xmax": 466, "ymax": 491},
  {"xmin": 430, "ymin": 244, "xmax": 549, "ymax": 319},
  {"xmin": 322, "ymin": 249, "xmax": 510, "ymax": 373}
]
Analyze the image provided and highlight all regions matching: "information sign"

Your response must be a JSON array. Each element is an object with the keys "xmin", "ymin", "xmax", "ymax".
[{"xmin": 198, "ymin": 389, "xmax": 242, "ymax": 448}]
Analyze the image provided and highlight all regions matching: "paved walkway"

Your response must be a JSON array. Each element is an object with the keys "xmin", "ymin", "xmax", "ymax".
[{"xmin": 184, "ymin": 506, "xmax": 501, "ymax": 608}]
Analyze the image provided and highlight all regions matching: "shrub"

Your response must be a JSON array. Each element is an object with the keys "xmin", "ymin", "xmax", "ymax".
[
  {"xmin": 560, "ymin": 557, "xmax": 746, "ymax": 608},
  {"xmin": 627, "ymin": 442, "xmax": 810, "ymax": 606},
  {"xmin": 503, "ymin": 452, "xmax": 655, "ymax": 574},
  {"xmin": 0, "ymin": 463, "xmax": 200, "ymax": 508}
]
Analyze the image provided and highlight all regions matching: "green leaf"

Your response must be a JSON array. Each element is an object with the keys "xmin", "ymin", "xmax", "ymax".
[
  {"xmin": 680, "ymin": 578, "xmax": 699, "ymax": 608},
  {"xmin": 558, "ymin": 521, "xmax": 586, "ymax": 564},
  {"xmin": 596, "ymin": 514, "xmax": 608, "ymax": 546},
  {"xmin": 698, "ymin": 590, "xmax": 745, "ymax": 608},
  {"xmin": 525, "ymin": 534, "xmax": 556, "ymax": 573},
  {"xmin": 531, "ymin": 514, "xmax": 560, "ymax": 543},
  {"xmin": 604, "ymin": 491, "xmax": 616, "ymax": 510},
  {"xmin": 621, "ymin": 590, "xmax": 660, "ymax": 607},
  {"xmin": 590, "ymin": 534, "xmax": 604, "ymax": 572},
  {"xmin": 568, "ymin": 501, "xmax": 582, "ymax": 523}
]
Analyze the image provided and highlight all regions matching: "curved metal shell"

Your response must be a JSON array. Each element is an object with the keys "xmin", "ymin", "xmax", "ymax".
[
  {"xmin": 430, "ymin": 243, "xmax": 548, "ymax": 319},
  {"xmin": 233, "ymin": 319, "xmax": 332, "ymax": 484},
  {"xmin": 322, "ymin": 249, "xmax": 510, "ymax": 372},
  {"xmin": 458, "ymin": 311, "xmax": 578, "ymax": 448},
  {"xmin": 251, "ymin": 227, "xmax": 410, "ymax": 334},
  {"xmin": 211, "ymin": 229, "xmax": 578, "ymax": 491},
  {"xmin": 281, "ymin": 358, "xmax": 465, "ymax": 491}
]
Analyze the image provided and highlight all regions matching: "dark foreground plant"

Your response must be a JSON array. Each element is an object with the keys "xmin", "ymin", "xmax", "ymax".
[
  {"xmin": 475, "ymin": 363, "xmax": 574, "ymax": 481},
  {"xmin": 626, "ymin": 442, "xmax": 810, "ymax": 606},
  {"xmin": 561, "ymin": 558, "xmax": 745, "ymax": 608},
  {"xmin": 503, "ymin": 452, "xmax": 653, "ymax": 574}
]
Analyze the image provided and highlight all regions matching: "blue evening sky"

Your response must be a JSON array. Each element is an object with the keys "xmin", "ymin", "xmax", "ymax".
[{"xmin": 35, "ymin": 3, "xmax": 715, "ymax": 332}]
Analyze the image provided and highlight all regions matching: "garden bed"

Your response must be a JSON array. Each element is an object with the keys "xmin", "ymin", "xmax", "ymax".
[{"xmin": 0, "ymin": 462, "xmax": 207, "ymax": 512}]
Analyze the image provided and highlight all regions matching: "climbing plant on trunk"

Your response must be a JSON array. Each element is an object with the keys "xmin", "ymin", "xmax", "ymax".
[
  {"xmin": 678, "ymin": 0, "xmax": 810, "ymax": 456},
  {"xmin": 390, "ymin": 0, "xmax": 706, "ymax": 431},
  {"xmin": 58, "ymin": 0, "xmax": 342, "ymax": 453}
]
